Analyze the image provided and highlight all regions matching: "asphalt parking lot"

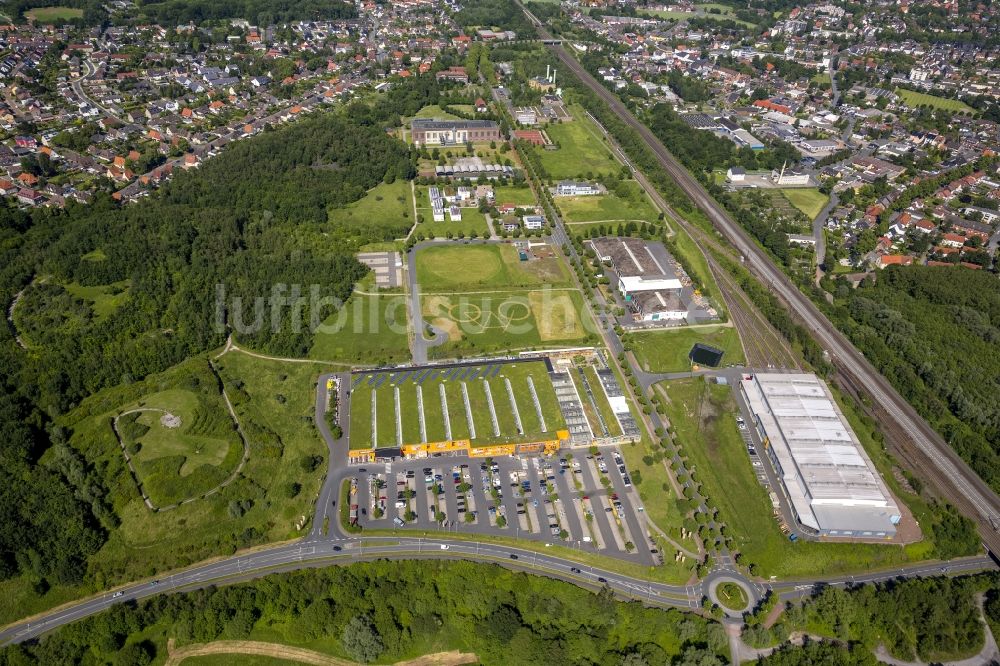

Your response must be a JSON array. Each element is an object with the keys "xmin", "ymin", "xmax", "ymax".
[{"xmin": 351, "ymin": 448, "xmax": 660, "ymax": 565}]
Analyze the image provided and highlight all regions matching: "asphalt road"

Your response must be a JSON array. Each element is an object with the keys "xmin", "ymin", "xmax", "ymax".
[
  {"xmin": 530, "ymin": 20, "xmax": 1000, "ymax": 553},
  {"xmin": 2, "ymin": 525, "xmax": 990, "ymax": 646}
]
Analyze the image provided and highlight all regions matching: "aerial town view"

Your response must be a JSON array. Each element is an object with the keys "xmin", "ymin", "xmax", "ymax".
[{"xmin": 1, "ymin": 0, "xmax": 1000, "ymax": 664}]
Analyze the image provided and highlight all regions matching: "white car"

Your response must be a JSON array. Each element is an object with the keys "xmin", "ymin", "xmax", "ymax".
[
  {"xmin": 112, "ymin": 591, "xmax": 124, "ymax": 598},
  {"xmin": 440, "ymin": 544, "xmax": 450, "ymax": 550}
]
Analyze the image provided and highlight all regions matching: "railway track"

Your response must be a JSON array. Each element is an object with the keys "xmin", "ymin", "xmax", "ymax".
[{"xmin": 523, "ymin": 11, "xmax": 1000, "ymax": 554}]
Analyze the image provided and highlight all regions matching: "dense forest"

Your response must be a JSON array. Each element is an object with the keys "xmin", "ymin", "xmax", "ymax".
[
  {"xmin": 134, "ymin": 0, "xmax": 357, "ymax": 25},
  {"xmin": 454, "ymin": 0, "xmax": 537, "ymax": 38},
  {"xmin": 750, "ymin": 572, "xmax": 999, "ymax": 663},
  {"xmin": 0, "ymin": 561, "xmax": 729, "ymax": 665},
  {"xmin": 821, "ymin": 266, "xmax": 1000, "ymax": 494},
  {"xmin": 0, "ymin": 74, "xmax": 439, "ymax": 589}
]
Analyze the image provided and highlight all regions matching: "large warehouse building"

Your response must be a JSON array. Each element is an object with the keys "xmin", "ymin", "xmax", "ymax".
[{"xmin": 740, "ymin": 372, "xmax": 901, "ymax": 538}]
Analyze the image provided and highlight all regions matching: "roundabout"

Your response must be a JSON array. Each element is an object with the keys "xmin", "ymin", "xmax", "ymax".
[{"xmin": 703, "ymin": 569, "xmax": 758, "ymax": 617}]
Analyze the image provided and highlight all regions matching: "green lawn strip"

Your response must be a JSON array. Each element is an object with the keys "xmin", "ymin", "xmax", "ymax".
[
  {"xmin": 583, "ymin": 366, "xmax": 622, "ymax": 437},
  {"xmin": 348, "ymin": 380, "xmax": 374, "ymax": 450},
  {"xmin": 616, "ymin": 438, "xmax": 699, "ymax": 556},
  {"xmin": 417, "ymin": 379, "xmax": 447, "ymax": 443},
  {"xmin": 397, "ymin": 382, "xmax": 423, "ymax": 445},
  {"xmin": 527, "ymin": 365, "xmax": 566, "ymax": 434},
  {"xmin": 625, "ymin": 325, "xmax": 744, "ymax": 373},
  {"xmin": 355, "ymin": 526, "xmax": 695, "ymax": 585},
  {"xmin": 465, "ymin": 376, "xmax": 496, "ymax": 441},
  {"xmin": 486, "ymin": 376, "xmax": 518, "ymax": 437},
  {"xmin": 374, "ymin": 386, "xmax": 398, "ymax": 447},
  {"xmin": 310, "ymin": 291, "xmax": 410, "ymax": 366},
  {"xmin": 661, "ymin": 377, "xmax": 932, "ymax": 578},
  {"xmin": 780, "ymin": 188, "xmax": 828, "ymax": 221},
  {"xmin": 506, "ymin": 371, "xmax": 541, "ymax": 435},
  {"xmin": 444, "ymin": 379, "xmax": 472, "ymax": 441},
  {"xmin": 669, "ymin": 223, "xmax": 720, "ymax": 309}
]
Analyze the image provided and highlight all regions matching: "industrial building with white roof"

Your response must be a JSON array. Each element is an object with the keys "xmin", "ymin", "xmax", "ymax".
[{"xmin": 740, "ymin": 372, "xmax": 901, "ymax": 538}]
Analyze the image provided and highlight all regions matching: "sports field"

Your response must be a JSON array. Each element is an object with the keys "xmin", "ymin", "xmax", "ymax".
[
  {"xmin": 25, "ymin": 6, "xmax": 83, "ymax": 22},
  {"xmin": 780, "ymin": 188, "xmax": 829, "ymax": 221},
  {"xmin": 894, "ymin": 88, "xmax": 975, "ymax": 114},
  {"xmin": 415, "ymin": 243, "xmax": 570, "ymax": 290},
  {"xmin": 535, "ymin": 111, "xmax": 621, "ymax": 179},
  {"xmin": 348, "ymin": 360, "xmax": 566, "ymax": 449},
  {"xmin": 422, "ymin": 288, "xmax": 592, "ymax": 356}
]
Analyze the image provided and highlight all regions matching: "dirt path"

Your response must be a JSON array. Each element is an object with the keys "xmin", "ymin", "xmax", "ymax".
[
  {"xmin": 110, "ymin": 359, "xmax": 251, "ymax": 512},
  {"xmin": 215, "ymin": 336, "xmax": 352, "ymax": 367},
  {"xmin": 165, "ymin": 638, "xmax": 478, "ymax": 666}
]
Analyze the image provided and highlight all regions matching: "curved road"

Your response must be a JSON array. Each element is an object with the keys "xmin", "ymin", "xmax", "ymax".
[
  {"xmin": 1, "ymin": 521, "xmax": 991, "ymax": 646},
  {"xmin": 526, "ymin": 12, "xmax": 1000, "ymax": 552}
]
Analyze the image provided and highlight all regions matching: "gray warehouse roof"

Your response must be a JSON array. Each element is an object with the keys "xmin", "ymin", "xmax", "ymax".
[{"xmin": 741, "ymin": 372, "xmax": 899, "ymax": 535}]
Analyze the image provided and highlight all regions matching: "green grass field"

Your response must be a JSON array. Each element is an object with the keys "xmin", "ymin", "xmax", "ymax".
[
  {"xmin": 348, "ymin": 360, "xmax": 566, "ymax": 449},
  {"xmin": 894, "ymin": 88, "xmax": 975, "ymax": 114},
  {"xmin": 310, "ymin": 288, "xmax": 410, "ymax": 366},
  {"xmin": 418, "ymin": 209, "xmax": 492, "ymax": 238},
  {"xmin": 557, "ymin": 182, "xmax": 659, "ymax": 224},
  {"xmin": 423, "ymin": 287, "xmax": 594, "ymax": 357},
  {"xmin": 493, "ymin": 185, "xmax": 538, "ymax": 206},
  {"xmin": 328, "ymin": 180, "xmax": 413, "ymax": 240},
  {"xmin": 118, "ymin": 387, "xmax": 241, "ymax": 507},
  {"xmin": 780, "ymin": 188, "xmax": 829, "ymax": 221},
  {"xmin": 25, "ymin": 6, "xmax": 83, "ymax": 22},
  {"xmin": 660, "ymin": 377, "xmax": 935, "ymax": 578},
  {"xmin": 535, "ymin": 111, "xmax": 621, "ymax": 179},
  {"xmin": 625, "ymin": 325, "xmax": 744, "ymax": 373},
  {"xmin": 415, "ymin": 243, "xmax": 570, "ymax": 291}
]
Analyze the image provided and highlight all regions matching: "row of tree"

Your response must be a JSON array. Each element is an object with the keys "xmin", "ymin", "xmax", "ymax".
[{"xmin": 0, "ymin": 560, "xmax": 728, "ymax": 665}]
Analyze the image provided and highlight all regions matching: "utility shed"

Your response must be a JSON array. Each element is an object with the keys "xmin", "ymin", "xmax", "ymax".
[{"xmin": 740, "ymin": 372, "xmax": 900, "ymax": 538}]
